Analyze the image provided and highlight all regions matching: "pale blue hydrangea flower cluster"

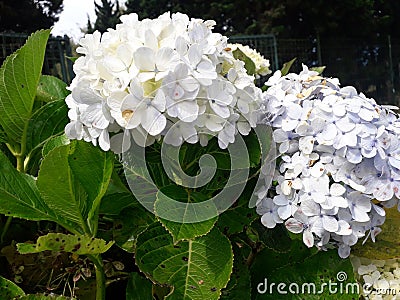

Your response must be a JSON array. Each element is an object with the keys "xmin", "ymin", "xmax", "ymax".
[{"xmin": 257, "ymin": 65, "xmax": 400, "ymax": 258}]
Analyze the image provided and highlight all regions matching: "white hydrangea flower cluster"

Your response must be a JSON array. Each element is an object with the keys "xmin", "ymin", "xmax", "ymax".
[
  {"xmin": 256, "ymin": 64, "xmax": 400, "ymax": 258},
  {"xmin": 228, "ymin": 43, "xmax": 271, "ymax": 76},
  {"xmin": 352, "ymin": 256, "xmax": 400, "ymax": 299},
  {"xmin": 65, "ymin": 12, "xmax": 265, "ymax": 152}
]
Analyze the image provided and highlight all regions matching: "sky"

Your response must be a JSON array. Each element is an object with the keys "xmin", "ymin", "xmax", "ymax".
[{"xmin": 52, "ymin": 0, "xmax": 121, "ymax": 42}]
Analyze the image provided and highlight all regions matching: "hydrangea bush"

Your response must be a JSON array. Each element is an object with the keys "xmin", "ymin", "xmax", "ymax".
[{"xmin": 1, "ymin": 11, "xmax": 400, "ymax": 300}]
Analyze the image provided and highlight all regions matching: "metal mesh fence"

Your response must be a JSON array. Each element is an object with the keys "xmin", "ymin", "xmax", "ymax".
[
  {"xmin": 231, "ymin": 34, "xmax": 400, "ymax": 106},
  {"xmin": 0, "ymin": 33, "xmax": 74, "ymax": 84},
  {"xmin": 2, "ymin": 32, "xmax": 400, "ymax": 105}
]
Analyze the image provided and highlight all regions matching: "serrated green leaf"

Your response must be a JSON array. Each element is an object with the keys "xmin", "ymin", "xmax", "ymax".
[
  {"xmin": 280, "ymin": 58, "xmax": 296, "ymax": 76},
  {"xmin": 136, "ymin": 223, "xmax": 233, "ymax": 300},
  {"xmin": 0, "ymin": 150, "xmax": 66, "ymax": 223},
  {"xmin": 251, "ymin": 240, "xmax": 358, "ymax": 299},
  {"xmin": 37, "ymin": 141, "xmax": 113, "ymax": 234},
  {"xmin": 233, "ymin": 48, "xmax": 256, "ymax": 75},
  {"xmin": 217, "ymin": 179, "xmax": 259, "ymax": 236},
  {"xmin": 156, "ymin": 186, "xmax": 217, "ymax": 243},
  {"xmin": 42, "ymin": 134, "xmax": 70, "ymax": 157},
  {"xmin": 112, "ymin": 206, "xmax": 155, "ymax": 252},
  {"xmin": 0, "ymin": 276, "xmax": 25, "ymax": 299},
  {"xmin": 126, "ymin": 273, "xmax": 153, "ymax": 300},
  {"xmin": 353, "ymin": 206, "xmax": 400, "ymax": 259},
  {"xmin": 17, "ymin": 233, "xmax": 113, "ymax": 255},
  {"xmin": 220, "ymin": 242, "xmax": 251, "ymax": 300},
  {"xmin": 0, "ymin": 29, "xmax": 50, "ymax": 143},
  {"xmin": 26, "ymin": 100, "xmax": 69, "ymax": 154},
  {"xmin": 35, "ymin": 75, "xmax": 69, "ymax": 102}
]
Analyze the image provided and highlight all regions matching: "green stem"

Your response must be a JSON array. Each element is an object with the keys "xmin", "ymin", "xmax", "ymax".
[
  {"xmin": 89, "ymin": 254, "xmax": 106, "ymax": 300},
  {"xmin": 0, "ymin": 216, "xmax": 12, "ymax": 244}
]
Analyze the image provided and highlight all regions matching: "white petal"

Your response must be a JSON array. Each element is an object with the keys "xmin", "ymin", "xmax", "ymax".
[
  {"xmin": 285, "ymin": 218, "xmax": 304, "ymax": 233},
  {"xmin": 322, "ymin": 215, "xmax": 338, "ymax": 232},
  {"xmin": 134, "ymin": 47, "xmax": 155, "ymax": 71},
  {"xmin": 330, "ymin": 183, "xmax": 346, "ymax": 196},
  {"xmin": 303, "ymin": 230, "xmax": 314, "ymax": 248},
  {"xmin": 98, "ymin": 130, "xmax": 110, "ymax": 151},
  {"xmin": 261, "ymin": 213, "xmax": 277, "ymax": 228},
  {"xmin": 281, "ymin": 203, "xmax": 295, "ymax": 219},
  {"xmin": 142, "ymin": 108, "xmax": 167, "ymax": 136}
]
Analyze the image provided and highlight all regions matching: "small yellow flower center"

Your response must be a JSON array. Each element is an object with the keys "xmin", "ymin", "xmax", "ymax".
[{"xmin": 122, "ymin": 109, "xmax": 134, "ymax": 121}]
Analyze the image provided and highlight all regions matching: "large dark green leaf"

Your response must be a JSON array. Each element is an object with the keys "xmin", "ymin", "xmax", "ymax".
[
  {"xmin": 0, "ymin": 150, "xmax": 62, "ymax": 222},
  {"xmin": 0, "ymin": 29, "xmax": 50, "ymax": 143},
  {"xmin": 112, "ymin": 206, "xmax": 155, "ymax": 252},
  {"xmin": 136, "ymin": 223, "xmax": 233, "ymax": 300},
  {"xmin": 126, "ymin": 273, "xmax": 153, "ymax": 300},
  {"xmin": 37, "ymin": 141, "xmax": 113, "ymax": 234},
  {"xmin": 221, "ymin": 242, "xmax": 251, "ymax": 300},
  {"xmin": 25, "ymin": 100, "xmax": 69, "ymax": 154},
  {"xmin": 156, "ymin": 186, "xmax": 218, "ymax": 243},
  {"xmin": 35, "ymin": 75, "xmax": 69, "ymax": 103}
]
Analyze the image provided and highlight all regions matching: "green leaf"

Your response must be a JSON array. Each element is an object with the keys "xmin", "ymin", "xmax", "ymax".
[
  {"xmin": 37, "ymin": 141, "xmax": 113, "ymax": 234},
  {"xmin": 112, "ymin": 206, "xmax": 155, "ymax": 252},
  {"xmin": 17, "ymin": 233, "xmax": 114, "ymax": 255},
  {"xmin": 0, "ymin": 276, "xmax": 25, "ymax": 299},
  {"xmin": 126, "ymin": 273, "xmax": 153, "ymax": 300},
  {"xmin": 220, "ymin": 242, "xmax": 251, "ymax": 300},
  {"xmin": 233, "ymin": 48, "xmax": 256, "ymax": 75},
  {"xmin": 0, "ymin": 29, "xmax": 50, "ymax": 143},
  {"xmin": 156, "ymin": 186, "xmax": 218, "ymax": 243},
  {"xmin": 310, "ymin": 66, "xmax": 326, "ymax": 74},
  {"xmin": 67, "ymin": 56, "xmax": 78, "ymax": 63},
  {"xmin": 136, "ymin": 223, "xmax": 233, "ymax": 300},
  {"xmin": 250, "ymin": 240, "xmax": 358, "ymax": 299},
  {"xmin": 252, "ymin": 222, "xmax": 292, "ymax": 253},
  {"xmin": 353, "ymin": 206, "xmax": 400, "ymax": 259},
  {"xmin": 26, "ymin": 100, "xmax": 69, "ymax": 154},
  {"xmin": 217, "ymin": 179, "xmax": 259, "ymax": 236},
  {"xmin": 0, "ymin": 150, "xmax": 61, "ymax": 222},
  {"xmin": 35, "ymin": 75, "xmax": 69, "ymax": 102},
  {"xmin": 280, "ymin": 58, "xmax": 296, "ymax": 76},
  {"xmin": 244, "ymin": 131, "xmax": 261, "ymax": 168},
  {"xmin": 99, "ymin": 192, "xmax": 136, "ymax": 215},
  {"xmin": 42, "ymin": 134, "xmax": 70, "ymax": 157}
]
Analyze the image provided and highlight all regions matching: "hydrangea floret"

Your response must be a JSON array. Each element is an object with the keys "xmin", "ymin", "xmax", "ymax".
[
  {"xmin": 256, "ymin": 65, "xmax": 400, "ymax": 258},
  {"xmin": 65, "ymin": 12, "xmax": 265, "ymax": 152}
]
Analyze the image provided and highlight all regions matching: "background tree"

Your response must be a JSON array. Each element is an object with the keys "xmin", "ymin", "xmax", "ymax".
[
  {"xmin": 0, "ymin": 0, "xmax": 63, "ymax": 33},
  {"xmin": 121, "ymin": 0, "xmax": 400, "ymax": 38},
  {"xmin": 124, "ymin": 0, "xmax": 285, "ymax": 36},
  {"xmin": 87, "ymin": 0, "xmax": 122, "ymax": 33}
]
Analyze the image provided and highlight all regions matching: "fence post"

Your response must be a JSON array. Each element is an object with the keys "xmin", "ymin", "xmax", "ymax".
[
  {"xmin": 388, "ymin": 35, "xmax": 395, "ymax": 94},
  {"xmin": 316, "ymin": 32, "xmax": 322, "ymax": 66}
]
